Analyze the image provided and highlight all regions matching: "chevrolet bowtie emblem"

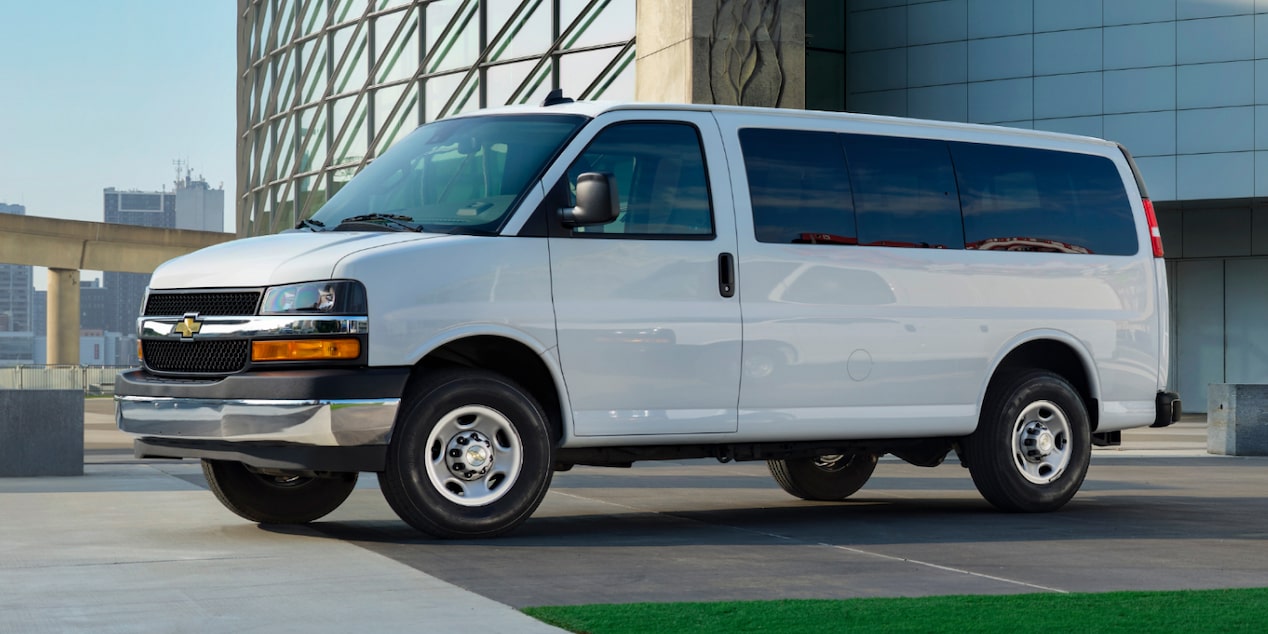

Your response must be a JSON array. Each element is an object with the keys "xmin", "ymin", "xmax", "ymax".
[{"xmin": 174, "ymin": 313, "xmax": 203, "ymax": 339}]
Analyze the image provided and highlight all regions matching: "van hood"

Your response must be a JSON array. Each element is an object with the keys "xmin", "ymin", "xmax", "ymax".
[{"xmin": 149, "ymin": 231, "xmax": 442, "ymax": 290}]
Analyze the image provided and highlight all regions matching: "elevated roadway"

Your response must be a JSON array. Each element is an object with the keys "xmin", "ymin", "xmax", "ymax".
[{"xmin": 0, "ymin": 213, "xmax": 234, "ymax": 364}]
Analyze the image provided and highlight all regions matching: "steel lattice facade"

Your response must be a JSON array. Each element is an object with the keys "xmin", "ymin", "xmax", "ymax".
[{"xmin": 237, "ymin": 0, "xmax": 636, "ymax": 236}]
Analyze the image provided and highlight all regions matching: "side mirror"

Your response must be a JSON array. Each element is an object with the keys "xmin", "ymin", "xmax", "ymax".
[{"xmin": 560, "ymin": 172, "xmax": 619, "ymax": 227}]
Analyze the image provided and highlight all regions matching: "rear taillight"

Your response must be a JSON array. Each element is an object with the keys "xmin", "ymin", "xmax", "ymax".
[{"xmin": 1142, "ymin": 198, "xmax": 1164, "ymax": 258}]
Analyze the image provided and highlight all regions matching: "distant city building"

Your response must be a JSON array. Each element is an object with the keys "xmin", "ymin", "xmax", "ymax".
[
  {"xmin": 32, "ymin": 332, "xmax": 121, "ymax": 366},
  {"xmin": 0, "ymin": 203, "xmax": 34, "ymax": 363},
  {"xmin": 103, "ymin": 172, "xmax": 225, "ymax": 359}
]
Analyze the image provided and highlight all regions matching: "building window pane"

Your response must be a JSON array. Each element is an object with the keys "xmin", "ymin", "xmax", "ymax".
[
  {"xmin": 424, "ymin": 71, "xmax": 479, "ymax": 120},
  {"xmin": 560, "ymin": 0, "xmax": 635, "ymax": 50},
  {"xmin": 277, "ymin": 49, "xmax": 298, "ymax": 110},
  {"xmin": 331, "ymin": 95, "xmax": 369, "ymax": 166},
  {"xmin": 300, "ymin": 0, "xmax": 326, "ymax": 33},
  {"xmin": 559, "ymin": 47, "xmax": 624, "ymax": 101},
  {"xmin": 297, "ymin": 105, "xmax": 328, "ymax": 172},
  {"xmin": 332, "ymin": 24, "xmax": 369, "ymax": 94},
  {"xmin": 374, "ymin": 8, "xmax": 420, "ymax": 84},
  {"xmin": 371, "ymin": 83, "xmax": 418, "ymax": 153},
  {"xmin": 806, "ymin": 50, "xmax": 844, "ymax": 112},
  {"xmin": 487, "ymin": 59, "xmax": 549, "ymax": 107},
  {"xmin": 489, "ymin": 0, "xmax": 552, "ymax": 61},
  {"xmin": 427, "ymin": 0, "xmax": 479, "ymax": 73}
]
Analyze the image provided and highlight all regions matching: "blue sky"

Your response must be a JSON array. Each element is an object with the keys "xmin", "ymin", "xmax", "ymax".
[{"xmin": 0, "ymin": 1, "xmax": 237, "ymax": 228}]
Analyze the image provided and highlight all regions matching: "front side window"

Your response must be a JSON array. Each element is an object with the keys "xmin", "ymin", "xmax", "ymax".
[
  {"xmin": 311, "ymin": 114, "xmax": 585, "ymax": 234},
  {"xmin": 564, "ymin": 122, "xmax": 714, "ymax": 237}
]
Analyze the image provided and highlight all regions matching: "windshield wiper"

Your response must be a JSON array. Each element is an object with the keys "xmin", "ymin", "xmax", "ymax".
[
  {"xmin": 335, "ymin": 213, "xmax": 424, "ymax": 232},
  {"xmin": 294, "ymin": 217, "xmax": 326, "ymax": 231}
]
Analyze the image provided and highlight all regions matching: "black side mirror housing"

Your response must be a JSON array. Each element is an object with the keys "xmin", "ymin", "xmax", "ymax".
[{"xmin": 560, "ymin": 172, "xmax": 619, "ymax": 227}]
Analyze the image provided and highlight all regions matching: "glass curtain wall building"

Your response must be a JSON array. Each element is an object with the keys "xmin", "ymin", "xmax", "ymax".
[{"xmin": 238, "ymin": 0, "xmax": 636, "ymax": 236}]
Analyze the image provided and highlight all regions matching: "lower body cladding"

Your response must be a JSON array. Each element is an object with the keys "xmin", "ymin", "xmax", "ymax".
[{"xmin": 115, "ymin": 367, "xmax": 408, "ymax": 473}]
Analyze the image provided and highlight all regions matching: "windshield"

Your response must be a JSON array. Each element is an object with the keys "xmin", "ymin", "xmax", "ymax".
[{"xmin": 309, "ymin": 114, "xmax": 586, "ymax": 234}]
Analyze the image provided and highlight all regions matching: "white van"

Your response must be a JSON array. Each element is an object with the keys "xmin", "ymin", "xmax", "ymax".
[{"xmin": 117, "ymin": 95, "xmax": 1180, "ymax": 538}]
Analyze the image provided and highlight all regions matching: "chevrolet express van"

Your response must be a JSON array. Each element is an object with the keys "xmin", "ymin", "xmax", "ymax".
[{"xmin": 117, "ymin": 95, "xmax": 1180, "ymax": 538}]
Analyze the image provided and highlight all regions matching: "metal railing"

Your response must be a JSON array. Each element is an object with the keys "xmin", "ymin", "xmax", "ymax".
[{"xmin": 0, "ymin": 365, "xmax": 132, "ymax": 394}]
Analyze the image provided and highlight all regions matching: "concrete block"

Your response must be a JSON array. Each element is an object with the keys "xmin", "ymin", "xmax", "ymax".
[
  {"xmin": 1208, "ymin": 384, "xmax": 1268, "ymax": 456},
  {"xmin": 0, "ymin": 390, "xmax": 83, "ymax": 476}
]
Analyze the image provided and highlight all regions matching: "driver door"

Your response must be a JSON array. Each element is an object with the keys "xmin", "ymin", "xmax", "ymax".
[{"xmin": 546, "ymin": 111, "xmax": 742, "ymax": 437}]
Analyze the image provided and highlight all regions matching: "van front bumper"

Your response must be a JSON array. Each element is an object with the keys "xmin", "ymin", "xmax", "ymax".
[{"xmin": 115, "ymin": 367, "xmax": 408, "ymax": 472}]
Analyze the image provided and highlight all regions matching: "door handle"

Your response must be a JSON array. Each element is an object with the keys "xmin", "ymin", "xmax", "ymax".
[{"xmin": 718, "ymin": 252, "xmax": 735, "ymax": 298}]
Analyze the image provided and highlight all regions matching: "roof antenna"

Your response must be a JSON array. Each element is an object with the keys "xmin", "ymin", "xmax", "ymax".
[{"xmin": 541, "ymin": 89, "xmax": 574, "ymax": 107}]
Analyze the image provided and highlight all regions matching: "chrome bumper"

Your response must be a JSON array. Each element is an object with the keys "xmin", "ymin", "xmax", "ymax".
[{"xmin": 116, "ymin": 396, "xmax": 400, "ymax": 447}]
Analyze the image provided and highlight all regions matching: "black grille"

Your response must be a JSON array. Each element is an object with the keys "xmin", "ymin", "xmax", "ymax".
[
  {"xmin": 143, "ymin": 340, "xmax": 249, "ymax": 374},
  {"xmin": 144, "ymin": 292, "xmax": 260, "ymax": 316}
]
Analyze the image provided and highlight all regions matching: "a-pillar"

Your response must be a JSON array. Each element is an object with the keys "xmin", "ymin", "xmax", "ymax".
[
  {"xmin": 635, "ymin": 0, "xmax": 805, "ymax": 108},
  {"xmin": 47, "ymin": 268, "xmax": 80, "ymax": 366}
]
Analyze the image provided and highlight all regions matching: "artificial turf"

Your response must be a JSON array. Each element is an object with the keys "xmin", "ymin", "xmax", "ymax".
[{"xmin": 523, "ymin": 588, "xmax": 1268, "ymax": 633}]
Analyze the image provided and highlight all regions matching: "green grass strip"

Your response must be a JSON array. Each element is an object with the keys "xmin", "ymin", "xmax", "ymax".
[{"xmin": 524, "ymin": 588, "xmax": 1268, "ymax": 633}]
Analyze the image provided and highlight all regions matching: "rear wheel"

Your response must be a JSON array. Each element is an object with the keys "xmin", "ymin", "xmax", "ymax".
[
  {"xmin": 767, "ymin": 453, "xmax": 879, "ymax": 501},
  {"xmin": 963, "ymin": 370, "xmax": 1091, "ymax": 512},
  {"xmin": 202, "ymin": 460, "xmax": 357, "ymax": 524},
  {"xmin": 378, "ymin": 368, "xmax": 555, "ymax": 539}
]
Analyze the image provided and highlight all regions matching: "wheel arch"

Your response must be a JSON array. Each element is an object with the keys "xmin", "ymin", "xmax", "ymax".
[
  {"xmin": 398, "ymin": 332, "xmax": 568, "ymax": 445},
  {"xmin": 980, "ymin": 333, "xmax": 1101, "ymax": 432}
]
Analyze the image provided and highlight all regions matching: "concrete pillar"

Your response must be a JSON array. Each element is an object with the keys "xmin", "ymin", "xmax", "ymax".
[
  {"xmin": 1208, "ymin": 384, "xmax": 1268, "ymax": 456},
  {"xmin": 47, "ymin": 268, "xmax": 80, "ymax": 366},
  {"xmin": 636, "ymin": 0, "xmax": 805, "ymax": 108}
]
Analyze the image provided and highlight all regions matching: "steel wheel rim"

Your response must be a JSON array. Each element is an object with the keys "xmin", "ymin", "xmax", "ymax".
[
  {"xmin": 813, "ymin": 454, "xmax": 848, "ymax": 472},
  {"xmin": 424, "ymin": 404, "xmax": 523, "ymax": 507},
  {"xmin": 1011, "ymin": 400, "xmax": 1072, "ymax": 485},
  {"xmin": 246, "ymin": 469, "xmax": 312, "ymax": 489}
]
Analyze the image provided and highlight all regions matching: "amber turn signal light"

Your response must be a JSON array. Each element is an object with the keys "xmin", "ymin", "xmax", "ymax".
[{"xmin": 251, "ymin": 339, "xmax": 360, "ymax": 362}]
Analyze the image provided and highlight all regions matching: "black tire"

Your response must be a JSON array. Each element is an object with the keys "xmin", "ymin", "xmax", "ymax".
[
  {"xmin": 767, "ymin": 453, "xmax": 879, "ymax": 501},
  {"xmin": 377, "ymin": 368, "xmax": 555, "ymax": 539},
  {"xmin": 202, "ymin": 460, "xmax": 357, "ymax": 524},
  {"xmin": 963, "ymin": 370, "xmax": 1091, "ymax": 512}
]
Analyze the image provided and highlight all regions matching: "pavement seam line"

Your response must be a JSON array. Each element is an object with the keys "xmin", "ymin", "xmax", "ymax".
[
  {"xmin": 553, "ymin": 490, "xmax": 1069, "ymax": 595},
  {"xmin": 814, "ymin": 543, "xmax": 1069, "ymax": 594}
]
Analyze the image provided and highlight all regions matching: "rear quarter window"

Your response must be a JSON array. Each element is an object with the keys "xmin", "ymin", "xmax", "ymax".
[{"xmin": 950, "ymin": 143, "xmax": 1138, "ymax": 256}]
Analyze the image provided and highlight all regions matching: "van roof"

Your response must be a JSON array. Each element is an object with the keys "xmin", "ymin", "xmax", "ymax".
[{"xmin": 453, "ymin": 100, "xmax": 1119, "ymax": 150}]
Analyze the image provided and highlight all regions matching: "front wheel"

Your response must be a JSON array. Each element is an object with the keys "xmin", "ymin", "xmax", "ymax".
[
  {"xmin": 767, "ymin": 453, "xmax": 879, "ymax": 501},
  {"xmin": 202, "ymin": 460, "xmax": 357, "ymax": 524},
  {"xmin": 378, "ymin": 368, "xmax": 555, "ymax": 539},
  {"xmin": 962, "ymin": 370, "xmax": 1091, "ymax": 512}
]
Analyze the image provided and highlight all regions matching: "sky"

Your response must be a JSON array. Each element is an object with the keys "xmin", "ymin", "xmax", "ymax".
[{"xmin": 0, "ymin": 1, "xmax": 237, "ymax": 227}]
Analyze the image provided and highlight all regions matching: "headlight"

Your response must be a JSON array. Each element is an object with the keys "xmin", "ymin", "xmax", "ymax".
[{"xmin": 260, "ymin": 280, "xmax": 367, "ymax": 315}]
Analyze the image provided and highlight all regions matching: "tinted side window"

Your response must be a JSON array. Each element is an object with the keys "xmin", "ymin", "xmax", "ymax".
[
  {"xmin": 841, "ymin": 134, "xmax": 964, "ymax": 249},
  {"xmin": 951, "ymin": 143, "xmax": 1137, "ymax": 255},
  {"xmin": 566, "ymin": 122, "xmax": 713, "ymax": 237},
  {"xmin": 739, "ymin": 128, "xmax": 856, "ymax": 244}
]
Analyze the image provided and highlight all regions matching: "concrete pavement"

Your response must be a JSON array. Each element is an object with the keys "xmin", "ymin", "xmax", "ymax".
[
  {"xmin": 3, "ymin": 399, "xmax": 562, "ymax": 633},
  {"xmin": 3, "ymin": 401, "xmax": 1265, "ymax": 631}
]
